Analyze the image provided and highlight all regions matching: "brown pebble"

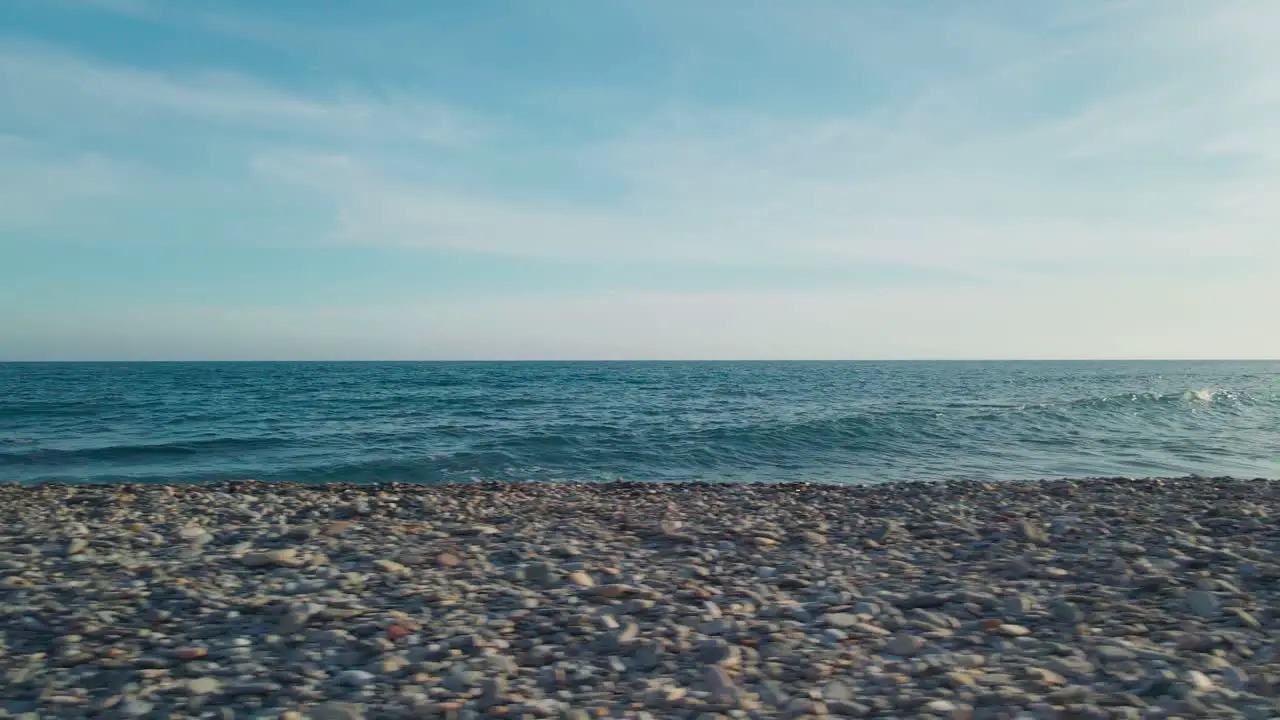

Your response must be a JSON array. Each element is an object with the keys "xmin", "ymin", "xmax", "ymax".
[{"xmin": 588, "ymin": 584, "xmax": 633, "ymax": 599}]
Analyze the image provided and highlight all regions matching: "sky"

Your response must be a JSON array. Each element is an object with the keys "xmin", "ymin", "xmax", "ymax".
[{"xmin": 1, "ymin": 0, "xmax": 1279, "ymax": 360}]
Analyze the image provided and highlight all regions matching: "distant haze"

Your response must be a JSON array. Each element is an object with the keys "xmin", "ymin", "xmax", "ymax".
[{"xmin": 2, "ymin": 1, "xmax": 1279, "ymax": 360}]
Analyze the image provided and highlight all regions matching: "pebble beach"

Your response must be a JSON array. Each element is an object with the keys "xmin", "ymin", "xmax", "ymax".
[{"xmin": 1, "ymin": 478, "xmax": 1277, "ymax": 720}]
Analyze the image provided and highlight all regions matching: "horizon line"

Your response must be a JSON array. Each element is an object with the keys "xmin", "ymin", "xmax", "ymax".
[{"xmin": 3, "ymin": 358, "xmax": 1278, "ymax": 364}]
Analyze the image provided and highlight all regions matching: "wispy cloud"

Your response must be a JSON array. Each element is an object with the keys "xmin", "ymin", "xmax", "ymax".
[
  {"xmin": 0, "ymin": 40, "xmax": 477, "ymax": 145},
  {"xmin": 0, "ymin": 135, "xmax": 135, "ymax": 227},
  {"xmin": 7, "ymin": 1, "xmax": 1278, "ymax": 260},
  {"xmin": 219, "ymin": 0, "xmax": 1280, "ymax": 276},
  {"xmin": 26, "ymin": 0, "xmax": 157, "ymax": 19},
  {"xmin": 4, "ymin": 0, "xmax": 1280, "ymax": 359}
]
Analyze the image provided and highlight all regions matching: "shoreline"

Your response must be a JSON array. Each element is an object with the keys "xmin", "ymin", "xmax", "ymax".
[
  {"xmin": 1, "ymin": 478, "xmax": 1276, "ymax": 718},
  {"xmin": 6, "ymin": 473, "xmax": 1279, "ymax": 488}
]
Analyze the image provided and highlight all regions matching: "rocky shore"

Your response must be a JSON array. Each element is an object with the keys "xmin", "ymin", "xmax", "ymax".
[{"xmin": 1, "ymin": 477, "xmax": 1277, "ymax": 719}]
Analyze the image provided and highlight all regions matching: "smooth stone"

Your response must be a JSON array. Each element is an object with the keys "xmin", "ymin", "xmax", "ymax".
[
  {"xmin": 824, "ymin": 612, "xmax": 860, "ymax": 628},
  {"xmin": 704, "ymin": 667, "xmax": 738, "ymax": 704},
  {"xmin": 1002, "ymin": 594, "xmax": 1035, "ymax": 617},
  {"xmin": 887, "ymin": 632, "xmax": 924, "ymax": 656},
  {"xmin": 1186, "ymin": 670, "xmax": 1216, "ymax": 692},
  {"xmin": 600, "ymin": 623, "xmax": 640, "ymax": 652},
  {"xmin": 337, "ymin": 670, "xmax": 376, "ymax": 687},
  {"xmin": 481, "ymin": 676, "xmax": 509, "ymax": 704},
  {"xmin": 310, "ymin": 702, "xmax": 366, "ymax": 720},
  {"xmin": 1050, "ymin": 599, "xmax": 1084, "ymax": 624},
  {"xmin": 997, "ymin": 624, "xmax": 1032, "ymax": 637},
  {"xmin": 372, "ymin": 559, "xmax": 409, "ymax": 574},
  {"xmin": 853, "ymin": 622, "xmax": 891, "ymax": 636},
  {"xmin": 587, "ymin": 583, "xmax": 634, "ymax": 598},
  {"xmin": 1024, "ymin": 667, "xmax": 1067, "ymax": 686},
  {"xmin": 924, "ymin": 699, "xmax": 959, "ymax": 714},
  {"xmin": 442, "ymin": 667, "xmax": 481, "ymax": 693},
  {"xmin": 1095, "ymin": 646, "xmax": 1137, "ymax": 662},
  {"xmin": 868, "ymin": 520, "xmax": 904, "ymax": 541},
  {"xmin": 756, "ymin": 680, "xmax": 791, "ymax": 708},
  {"xmin": 187, "ymin": 677, "xmax": 222, "ymax": 695},
  {"xmin": 1221, "ymin": 666, "xmax": 1249, "ymax": 691},
  {"xmin": 1187, "ymin": 590, "xmax": 1220, "ymax": 618},
  {"xmin": 241, "ymin": 548, "xmax": 300, "ymax": 567},
  {"xmin": 698, "ymin": 641, "xmax": 742, "ymax": 667},
  {"xmin": 526, "ymin": 562, "xmax": 557, "ymax": 586},
  {"xmin": 821, "ymin": 680, "xmax": 855, "ymax": 703},
  {"xmin": 1016, "ymin": 520, "xmax": 1049, "ymax": 544},
  {"xmin": 1228, "ymin": 608, "xmax": 1261, "ymax": 629},
  {"xmin": 277, "ymin": 608, "xmax": 314, "ymax": 634},
  {"xmin": 119, "ymin": 700, "xmax": 153, "ymax": 717}
]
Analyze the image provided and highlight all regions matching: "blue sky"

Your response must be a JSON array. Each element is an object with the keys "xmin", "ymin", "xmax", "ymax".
[{"xmin": 2, "ymin": 0, "xmax": 1278, "ymax": 360}]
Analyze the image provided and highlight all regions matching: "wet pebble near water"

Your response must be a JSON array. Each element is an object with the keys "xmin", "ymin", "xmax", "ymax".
[{"xmin": 0, "ymin": 477, "xmax": 1278, "ymax": 719}]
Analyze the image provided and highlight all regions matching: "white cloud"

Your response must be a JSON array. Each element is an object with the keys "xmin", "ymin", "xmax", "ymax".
[
  {"xmin": 0, "ymin": 135, "xmax": 135, "ymax": 227},
  {"xmin": 5, "ymin": 1, "xmax": 1280, "ymax": 276},
  {"xmin": 63, "ymin": 0, "xmax": 154, "ymax": 18},
  {"xmin": 8, "ymin": 0, "xmax": 1280, "ymax": 359},
  {"xmin": 0, "ymin": 40, "xmax": 475, "ymax": 145},
  {"xmin": 227, "ymin": 0, "xmax": 1280, "ymax": 276}
]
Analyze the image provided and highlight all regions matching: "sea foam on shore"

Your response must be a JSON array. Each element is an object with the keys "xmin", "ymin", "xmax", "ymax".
[{"xmin": 1, "ymin": 477, "xmax": 1277, "ymax": 718}]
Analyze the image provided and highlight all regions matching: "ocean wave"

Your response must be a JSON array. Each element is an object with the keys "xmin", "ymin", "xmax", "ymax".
[
  {"xmin": 4, "ymin": 362, "xmax": 1280, "ymax": 484},
  {"xmin": 1051, "ymin": 388, "xmax": 1258, "ymax": 410},
  {"xmin": 0, "ymin": 437, "xmax": 290, "ymax": 466},
  {"xmin": 0, "ymin": 398, "xmax": 111, "ymax": 418}
]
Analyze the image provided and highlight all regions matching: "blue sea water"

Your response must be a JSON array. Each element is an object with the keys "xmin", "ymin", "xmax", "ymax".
[{"xmin": 1, "ymin": 361, "xmax": 1278, "ymax": 485}]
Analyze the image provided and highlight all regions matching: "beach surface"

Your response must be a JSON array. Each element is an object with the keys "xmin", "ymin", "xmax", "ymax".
[{"xmin": 1, "ymin": 478, "xmax": 1277, "ymax": 719}]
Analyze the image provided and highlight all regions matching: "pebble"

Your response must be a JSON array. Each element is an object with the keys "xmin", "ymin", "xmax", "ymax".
[
  {"xmin": 1050, "ymin": 598, "xmax": 1083, "ymax": 624},
  {"xmin": 187, "ymin": 677, "xmax": 222, "ymax": 695},
  {"xmin": 824, "ymin": 612, "xmax": 860, "ymax": 628},
  {"xmin": 1095, "ymin": 646, "xmax": 1137, "ymax": 662},
  {"xmin": 174, "ymin": 646, "xmax": 208, "ymax": 660},
  {"xmin": 337, "ymin": 669, "xmax": 376, "ymax": 687},
  {"xmin": 1229, "ymin": 608, "xmax": 1261, "ymax": 629},
  {"xmin": 1024, "ymin": 667, "xmax": 1067, "ymax": 686},
  {"xmin": 0, "ymin": 478, "xmax": 1274, "ymax": 719},
  {"xmin": 1016, "ymin": 520, "xmax": 1049, "ymax": 544},
  {"xmin": 698, "ymin": 640, "xmax": 742, "ymax": 666},
  {"xmin": 821, "ymin": 679, "xmax": 854, "ymax": 702},
  {"xmin": 924, "ymin": 699, "xmax": 960, "ymax": 714},
  {"xmin": 1222, "ymin": 666, "xmax": 1249, "ymax": 691},
  {"xmin": 278, "ymin": 606, "xmax": 315, "ymax": 634},
  {"xmin": 119, "ymin": 699, "xmax": 154, "ymax": 717},
  {"xmin": 241, "ymin": 548, "xmax": 301, "ymax": 567},
  {"xmin": 372, "ymin": 558, "xmax": 408, "ymax": 574},
  {"xmin": 310, "ymin": 702, "xmax": 366, "ymax": 720},
  {"xmin": 1187, "ymin": 590, "xmax": 1220, "ymax": 618},
  {"xmin": 1002, "ymin": 594, "xmax": 1034, "ymax": 617},
  {"xmin": 704, "ymin": 666, "xmax": 738, "ymax": 704},
  {"xmin": 887, "ymin": 632, "xmax": 924, "ymax": 656},
  {"xmin": 1186, "ymin": 670, "xmax": 1216, "ymax": 692}
]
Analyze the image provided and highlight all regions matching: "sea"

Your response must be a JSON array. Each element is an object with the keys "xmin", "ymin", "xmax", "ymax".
[{"xmin": 1, "ymin": 361, "xmax": 1278, "ymax": 486}]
